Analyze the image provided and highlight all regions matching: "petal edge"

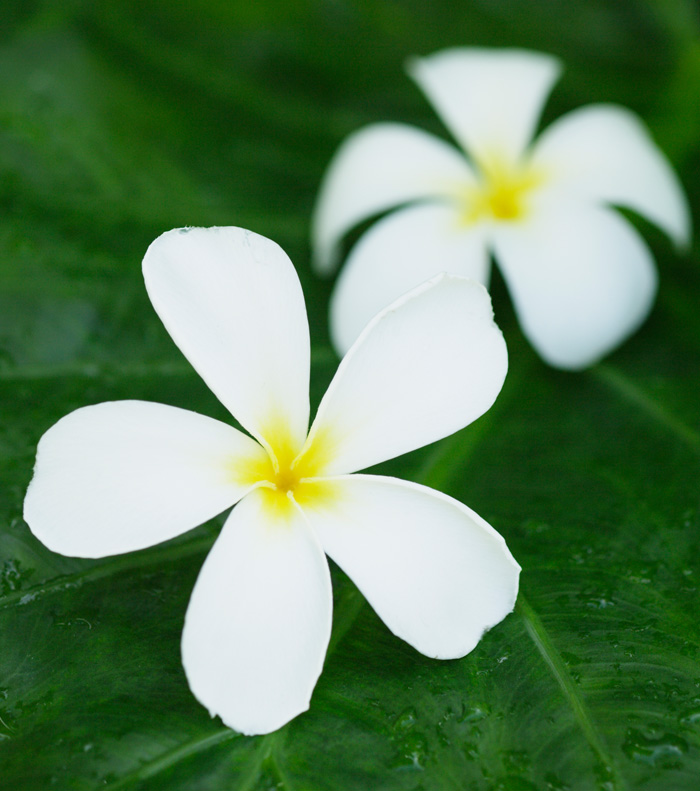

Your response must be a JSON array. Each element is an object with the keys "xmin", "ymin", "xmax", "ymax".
[
  {"xmin": 308, "ymin": 274, "xmax": 507, "ymax": 475},
  {"xmin": 143, "ymin": 227, "xmax": 311, "ymax": 452},
  {"xmin": 492, "ymin": 203, "xmax": 658, "ymax": 369},
  {"xmin": 312, "ymin": 123, "xmax": 475, "ymax": 273},
  {"xmin": 302, "ymin": 474, "xmax": 520, "ymax": 659},
  {"xmin": 533, "ymin": 104, "xmax": 691, "ymax": 248},
  {"xmin": 182, "ymin": 490, "xmax": 333, "ymax": 735},
  {"xmin": 23, "ymin": 400, "xmax": 264, "ymax": 558},
  {"xmin": 329, "ymin": 203, "xmax": 490, "ymax": 355}
]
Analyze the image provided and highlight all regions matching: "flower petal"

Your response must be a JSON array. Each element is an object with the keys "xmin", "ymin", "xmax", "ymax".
[
  {"xmin": 408, "ymin": 47, "xmax": 561, "ymax": 167},
  {"xmin": 143, "ymin": 227, "xmax": 310, "ymax": 452},
  {"xmin": 302, "ymin": 475, "xmax": 519, "ymax": 659},
  {"xmin": 23, "ymin": 401, "xmax": 266, "ymax": 558},
  {"xmin": 181, "ymin": 488, "xmax": 332, "ymax": 735},
  {"xmin": 307, "ymin": 275, "xmax": 507, "ymax": 475},
  {"xmin": 492, "ymin": 202, "xmax": 658, "ymax": 369},
  {"xmin": 329, "ymin": 203, "xmax": 490, "ymax": 355},
  {"xmin": 312, "ymin": 122, "xmax": 476, "ymax": 273},
  {"xmin": 532, "ymin": 104, "xmax": 691, "ymax": 248}
]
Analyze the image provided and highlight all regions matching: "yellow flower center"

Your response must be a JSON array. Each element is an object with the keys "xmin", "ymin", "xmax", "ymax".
[
  {"xmin": 271, "ymin": 463, "xmax": 300, "ymax": 494},
  {"xmin": 257, "ymin": 455, "xmax": 309, "ymax": 516},
  {"xmin": 230, "ymin": 420, "xmax": 339, "ymax": 518},
  {"xmin": 459, "ymin": 157, "xmax": 544, "ymax": 226}
]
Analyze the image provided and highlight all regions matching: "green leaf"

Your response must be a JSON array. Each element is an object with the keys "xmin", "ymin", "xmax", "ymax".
[{"xmin": 2, "ymin": 1, "xmax": 700, "ymax": 788}]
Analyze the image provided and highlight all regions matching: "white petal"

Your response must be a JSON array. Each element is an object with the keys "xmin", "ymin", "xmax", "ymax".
[
  {"xmin": 312, "ymin": 122, "xmax": 476, "ymax": 273},
  {"xmin": 143, "ymin": 227, "xmax": 310, "ymax": 453},
  {"xmin": 532, "ymin": 104, "xmax": 691, "ymax": 247},
  {"xmin": 330, "ymin": 203, "xmax": 490, "ymax": 355},
  {"xmin": 492, "ymin": 203, "xmax": 658, "ymax": 369},
  {"xmin": 182, "ymin": 489, "xmax": 332, "ymax": 735},
  {"xmin": 302, "ymin": 475, "xmax": 519, "ymax": 659},
  {"xmin": 23, "ymin": 401, "xmax": 266, "ymax": 558},
  {"xmin": 408, "ymin": 47, "xmax": 561, "ymax": 167},
  {"xmin": 307, "ymin": 275, "xmax": 507, "ymax": 475}
]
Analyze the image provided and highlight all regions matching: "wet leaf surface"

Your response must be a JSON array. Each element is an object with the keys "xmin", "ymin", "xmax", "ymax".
[{"xmin": 2, "ymin": 1, "xmax": 700, "ymax": 788}]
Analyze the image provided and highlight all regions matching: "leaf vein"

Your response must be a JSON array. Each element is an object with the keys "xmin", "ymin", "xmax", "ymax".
[
  {"xmin": 592, "ymin": 363, "xmax": 700, "ymax": 452},
  {"xmin": 517, "ymin": 594, "xmax": 626, "ymax": 790},
  {"xmin": 100, "ymin": 728, "xmax": 239, "ymax": 790},
  {"xmin": 0, "ymin": 535, "xmax": 213, "ymax": 610}
]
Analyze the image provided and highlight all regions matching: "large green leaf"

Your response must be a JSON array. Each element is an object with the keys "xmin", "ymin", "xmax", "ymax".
[{"xmin": 2, "ymin": 1, "xmax": 700, "ymax": 788}]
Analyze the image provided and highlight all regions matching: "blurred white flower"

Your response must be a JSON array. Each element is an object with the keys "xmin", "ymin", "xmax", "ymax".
[
  {"xmin": 313, "ymin": 48, "xmax": 691, "ymax": 369},
  {"xmin": 24, "ymin": 226, "xmax": 519, "ymax": 736}
]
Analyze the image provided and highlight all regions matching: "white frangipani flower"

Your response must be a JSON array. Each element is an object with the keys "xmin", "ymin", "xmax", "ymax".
[
  {"xmin": 313, "ymin": 47, "xmax": 691, "ymax": 369},
  {"xmin": 24, "ymin": 226, "xmax": 519, "ymax": 736}
]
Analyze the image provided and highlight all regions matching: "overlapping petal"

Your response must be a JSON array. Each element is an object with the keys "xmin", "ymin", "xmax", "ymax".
[
  {"xmin": 330, "ymin": 203, "xmax": 490, "ymax": 354},
  {"xmin": 181, "ymin": 489, "xmax": 333, "ymax": 735},
  {"xmin": 302, "ymin": 475, "xmax": 520, "ymax": 659},
  {"xmin": 23, "ymin": 401, "xmax": 265, "ymax": 558},
  {"xmin": 307, "ymin": 275, "xmax": 507, "ymax": 475},
  {"xmin": 532, "ymin": 104, "xmax": 691, "ymax": 247},
  {"xmin": 312, "ymin": 123, "xmax": 476, "ymax": 273},
  {"xmin": 143, "ymin": 227, "xmax": 311, "ymax": 453},
  {"xmin": 408, "ymin": 48, "xmax": 561, "ymax": 167},
  {"xmin": 492, "ymin": 202, "xmax": 657, "ymax": 369}
]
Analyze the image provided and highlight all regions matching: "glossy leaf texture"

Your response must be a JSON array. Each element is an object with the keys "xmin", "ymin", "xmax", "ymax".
[{"xmin": 2, "ymin": 1, "xmax": 700, "ymax": 789}]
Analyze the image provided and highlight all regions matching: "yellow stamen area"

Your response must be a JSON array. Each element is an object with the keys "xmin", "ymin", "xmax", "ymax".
[
  {"xmin": 228, "ymin": 419, "xmax": 340, "ymax": 520},
  {"xmin": 459, "ymin": 157, "xmax": 544, "ymax": 226}
]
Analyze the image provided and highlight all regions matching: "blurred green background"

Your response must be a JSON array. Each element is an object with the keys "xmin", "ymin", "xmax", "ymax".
[{"xmin": 2, "ymin": 1, "xmax": 700, "ymax": 788}]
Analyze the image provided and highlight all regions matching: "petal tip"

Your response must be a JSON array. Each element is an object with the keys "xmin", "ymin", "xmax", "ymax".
[{"xmin": 407, "ymin": 46, "xmax": 563, "ymax": 88}]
